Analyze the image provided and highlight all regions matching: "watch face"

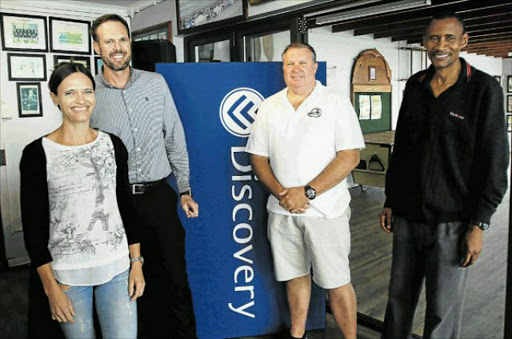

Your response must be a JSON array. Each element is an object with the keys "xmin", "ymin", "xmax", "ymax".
[
  {"xmin": 306, "ymin": 188, "xmax": 316, "ymax": 199},
  {"xmin": 479, "ymin": 223, "xmax": 490, "ymax": 231}
]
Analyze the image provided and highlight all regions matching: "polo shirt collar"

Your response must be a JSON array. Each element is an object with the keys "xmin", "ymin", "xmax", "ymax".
[
  {"xmin": 279, "ymin": 80, "xmax": 323, "ymax": 106},
  {"xmin": 420, "ymin": 57, "xmax": 471, "ymax": 91}
]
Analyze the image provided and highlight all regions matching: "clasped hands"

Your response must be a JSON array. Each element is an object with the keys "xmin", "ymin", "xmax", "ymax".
[{"xmin": 279, "ymin": 186, "xmax": 310, "ymax": 214}]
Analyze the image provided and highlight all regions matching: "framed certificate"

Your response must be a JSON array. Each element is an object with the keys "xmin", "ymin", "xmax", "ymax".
[
  {"xmin": 53, "ymin": 55, "xmax": 91, "ymax": 71},
  {"xmin": 8, "ymin": 53, "xmax": 47, "ymax": 81},
  {"xmin": 49, "ymin": 17, "xmax": 91, "ymax": 54},
  {"xmin": 0, "ymin": 13, "xmax": 48, "ymax": 52},
  {"xmin": 17, "ymin": 82, "xmax": 43, "ymax": 118}
]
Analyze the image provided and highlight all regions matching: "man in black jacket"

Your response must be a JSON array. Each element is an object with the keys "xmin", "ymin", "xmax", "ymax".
[{"xmin": 379, "ymin": 12, "xmax": 508, "ymax": 339}]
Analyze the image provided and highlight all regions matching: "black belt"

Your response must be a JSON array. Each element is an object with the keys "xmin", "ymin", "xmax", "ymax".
[{"xmin": 130, "ymin": 179, "xmax": 165, "ymax": 195}]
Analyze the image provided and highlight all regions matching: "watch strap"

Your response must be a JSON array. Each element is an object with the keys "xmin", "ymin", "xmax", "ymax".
[
  {"xmin": 180, "ymin": 189, "xmax": 192, "ymax": 197},
  {"xmin": 304, "ymin": 185, "xmax": 316, "ymax": 200},
  {"xmin": 470, "ymin": 220, "xmax": 489, "ymax": 231},
  {"xmin": 130, "ymin": 256, "xmax": 144, "ymax": 265}
]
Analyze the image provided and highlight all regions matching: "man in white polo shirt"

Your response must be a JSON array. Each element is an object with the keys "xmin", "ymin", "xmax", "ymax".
[{"xmin": 246, "ymin": 42, "xmax": 364, "ymax": 339}]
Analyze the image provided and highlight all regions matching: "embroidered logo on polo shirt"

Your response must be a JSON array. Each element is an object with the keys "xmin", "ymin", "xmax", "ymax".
[
  {"xmin": 449, "ymin": 112, "xmax": 464, "ymax": 120},
  {"xmin": 308, "ymin": 108, "xmax": 322, "ymax": 118},
  {"xmin": 219, "ymin": 87, "xmax": 264, "ymax": 138}
]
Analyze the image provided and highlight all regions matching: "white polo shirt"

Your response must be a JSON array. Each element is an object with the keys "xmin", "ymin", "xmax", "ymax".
[{"xmin": 246, "ymin": 81, "xmax": 365, "ymax": 219}]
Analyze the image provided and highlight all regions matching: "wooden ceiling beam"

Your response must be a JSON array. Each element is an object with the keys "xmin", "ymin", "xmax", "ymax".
[
  {"xmin": 391, "ymin": 26, "xmax": 512, "ymax": 42},
  {"xmin": 407, "ymin": 32, "xmax": 512, "ymax": 44},
  {"xmin": 474, "ymin": 52, "xmax": 509, "ymax": 58},
  {"xmin": 465, "ymin": 48, "xmax": 512, "ymax": 55},
  {"xmin": 464, "ymin": 41, "xmax": 512, "ymax": 48},
  {"xmin": 375, "ymin": 21, "xmax": 512, "ymax": 39},
  {"xmin": 332, "ymin": 0, "xmax": 471, "ymax": 32},
  {"xmin": 331, "ymin": 0, "xmax": 510, "ymax": 33},
  {"xmin": 354, "ymin": 9, "xmax": 512, "ymax": 37},
  {"xmin": 466, "ymin": 46, "xmax": 512, "ymax": 53},
  {"xmin": 464, "ymin": 40, "xmax": 512, "ymax": 48}
]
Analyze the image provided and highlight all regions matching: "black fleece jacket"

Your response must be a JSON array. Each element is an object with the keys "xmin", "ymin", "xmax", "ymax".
[
  {"xmin": 20, "ymin": 132, "xmax": 141, "ymax": 268},
  {"xmin": 385, "ymin": 58, "xmax": 509, "ymax": 225}
]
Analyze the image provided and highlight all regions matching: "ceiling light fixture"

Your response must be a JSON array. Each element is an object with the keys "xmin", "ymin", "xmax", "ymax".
[
  {"xmin": 304, "ymin": 0, "xmax": 382, "ymax": 18},
  {"xmin": 315, "ymin": 0, "xmax": 431, "ymax": 26}
]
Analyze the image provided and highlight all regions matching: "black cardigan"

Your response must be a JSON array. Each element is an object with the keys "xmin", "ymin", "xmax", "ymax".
[{"xmin": 20, "ymin": 132, "xmax": 141, "ymax": 268}]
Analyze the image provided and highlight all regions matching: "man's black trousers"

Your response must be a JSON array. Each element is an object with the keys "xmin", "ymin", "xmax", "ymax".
[{"xmin": 134, "ymin": 182, "xmax": 197, "ymax": 339}]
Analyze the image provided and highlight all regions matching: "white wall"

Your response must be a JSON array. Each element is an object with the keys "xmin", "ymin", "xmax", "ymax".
[
  {"xmin": 504, "ymin": 58, "xmax": 512, "ymax": 74},
  {"xmin": 460, "ymin": 52, "xmax": 503, "ymax": 76},
  {"xmin": 310, "ymin": 27, "xmax": 406, "ymax": 129}
]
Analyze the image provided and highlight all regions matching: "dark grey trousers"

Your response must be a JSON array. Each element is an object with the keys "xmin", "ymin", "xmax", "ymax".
[{"xmin": 382, "ymin": 216, "xmax": 470, "ymax": 339}]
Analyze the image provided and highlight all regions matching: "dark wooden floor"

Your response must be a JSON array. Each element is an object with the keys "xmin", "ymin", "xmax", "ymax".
[
  {"xmin": 349, "ymin": 185, "xmax": 509, "ymax": 339},
  {"xmin": 0, "ymin": 185, "xmax": 508, "ymax": 339},
  {"xmin": 244, "ymin": 184, "xmax": 509, "ymax": 339}
]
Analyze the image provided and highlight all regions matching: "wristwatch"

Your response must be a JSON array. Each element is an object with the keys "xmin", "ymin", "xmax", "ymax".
[
  {"xmin": 180, "ymin": 189, "xmax": 192, "ymax": 198},
  {"xmin": 470, "ymin": 220, "xmax": 489, "ymax": 231},
  {"xmin": 304, "ymin": 185, "xmax": 316, "ymax": 200},
  {"xmin": 130, "ymin": 256, "xmax": 144, "ymax": 265}
]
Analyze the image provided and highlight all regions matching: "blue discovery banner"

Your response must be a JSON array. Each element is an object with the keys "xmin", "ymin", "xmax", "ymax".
[{"xmin": 157, "ymin": 62, "xmax": 327, "ymax": 339}]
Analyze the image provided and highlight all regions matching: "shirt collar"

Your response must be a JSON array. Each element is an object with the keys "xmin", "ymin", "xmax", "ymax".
[
  {"xmin": 420, "ymin": 57, "xmax": 471, "ymax": 90},
  {"xmin": 98, "ymin": 67, "xmax": 140, "ymax": 89},
  {"xmin": 279, "ymin": 80, "xmax": 323, "ymax": 104}
]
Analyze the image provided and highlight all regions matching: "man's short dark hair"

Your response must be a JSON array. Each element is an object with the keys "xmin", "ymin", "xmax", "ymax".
[
  {"xmin": 91, "ymin": 14, "xmax": 130, "ymax": 42},
  {"xmin": 425, "ymin": 12, "xmax": 466, "ymax": 35},
  {"xmin": 282, "ymin": 42, "xmax": 317, "ymax": 63}
]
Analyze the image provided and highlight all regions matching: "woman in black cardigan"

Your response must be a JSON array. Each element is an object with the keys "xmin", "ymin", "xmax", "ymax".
[{"xmin": 20, "ymin": 63, "xmax": 144, "ymax": 339}]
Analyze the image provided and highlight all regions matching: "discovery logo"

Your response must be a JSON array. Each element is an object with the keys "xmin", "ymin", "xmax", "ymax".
[{"xmin": 219, "ymin": 87, "xmax": 264, "ymax": 137}]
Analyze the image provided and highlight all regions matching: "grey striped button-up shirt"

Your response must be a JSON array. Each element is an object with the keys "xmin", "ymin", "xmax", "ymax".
[{"xmin": 91, "ymin": 68, "xmax": 190, "ymax": 193}]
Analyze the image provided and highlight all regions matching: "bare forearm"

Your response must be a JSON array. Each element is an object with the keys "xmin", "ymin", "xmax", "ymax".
[
  {"xmin": 251, "ymin": 155, "xmax": 285, "ymax": 199},
  {"xmin": 37, "ymin": 263, "xmax": 59, "ymax": 296},
  {"xmin": 309, "ymin": 149, "xmax": 360, "ymax": 195},
  {"xmin": 128, "ymin": 243, "xmax": 141, "ymax": 258}
]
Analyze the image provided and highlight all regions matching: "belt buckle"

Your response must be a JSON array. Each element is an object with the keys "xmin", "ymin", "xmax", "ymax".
[{"xmin": 132, "ymin": 184, "xmax": 144, "ymax": 195}]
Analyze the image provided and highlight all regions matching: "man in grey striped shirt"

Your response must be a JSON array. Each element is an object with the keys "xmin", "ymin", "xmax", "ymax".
[{"xmin": 90, "ymin": 14, "xmax": 199, "ymax": 338}]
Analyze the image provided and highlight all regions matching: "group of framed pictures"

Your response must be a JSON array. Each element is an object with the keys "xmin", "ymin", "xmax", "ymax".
[
  {"xmin": 505, "ymin": 76, "xmax": 512, "ymax": 132},
  {"xmin": 1, "ymin": 12, "xmax": 95, "ymax": 118},
  {"xmin": 0, "ymin": 13, "xmax": 91, "ymax": 54}
]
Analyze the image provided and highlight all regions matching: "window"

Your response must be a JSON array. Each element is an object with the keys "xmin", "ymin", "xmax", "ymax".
[{"xmin": 132, "ymin": 21, "xmax": 172, "ymax": 42}]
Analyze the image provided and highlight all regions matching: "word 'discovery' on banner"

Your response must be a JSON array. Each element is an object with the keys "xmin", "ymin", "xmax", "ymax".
[{"xmin": 157, "ymin": 62, "xmax": 327, "ymax": 339}]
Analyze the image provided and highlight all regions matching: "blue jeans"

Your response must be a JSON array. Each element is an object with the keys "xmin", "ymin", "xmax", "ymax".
[{"xmin": 60, "ymin": 269, "xmax": 137, "ymax": 339}]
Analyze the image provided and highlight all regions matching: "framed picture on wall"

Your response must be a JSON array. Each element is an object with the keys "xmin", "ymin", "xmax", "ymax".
[
  {"xmin": 507, "ymin": 114, "xmax": 512, "ymax": 132},
  {"xmin": 95, "ymin": 56, "xmax": 103, "ymax": 75},
  {"xmin": 508, "ymin": 76, "xmax": 512, "ymax": 93},
  {"xmin": 49, "ymin": 17, "xmax": 91, "ymax": 54},
  {"xmin": 508, "ymin": 95, "xmax": 512, "ymax": 113},
  {"xmin": 17, "ymin": 82, "xmax": 43, "ymax": 118},
  {"xmin": 0, "ymin": 13, "xmax": 48, "ymax": 52},
  {"xmin": 7, "ymin": 53, "xmax": 47, "ymax": 81},
  {"xmin": 176, "ymin": 0, "xmax": 247, "ymax": 34},
  {"xmin": 53, "ymin": 55, "xmax": 91, "ymax": 71}
]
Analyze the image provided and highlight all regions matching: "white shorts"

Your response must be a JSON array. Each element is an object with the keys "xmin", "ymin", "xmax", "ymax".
[{"xmin": 267, "ymin": 207, "xmax": 351, "ymax": 289}]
